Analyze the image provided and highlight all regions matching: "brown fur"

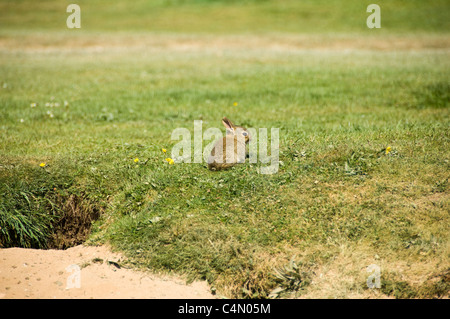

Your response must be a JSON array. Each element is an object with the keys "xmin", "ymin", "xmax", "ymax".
[{"xmin": 208, "ymin": 117, "xmax": 250, "ymax": 171}]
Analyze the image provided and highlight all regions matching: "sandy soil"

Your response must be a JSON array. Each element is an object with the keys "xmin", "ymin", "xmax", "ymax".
[{"xmin": 0, "ymin": 245, "xmax": 215, "ymax": 299}]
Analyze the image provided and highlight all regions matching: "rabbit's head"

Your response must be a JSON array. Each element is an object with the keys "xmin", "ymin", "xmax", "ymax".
[{"xmin": 222, "ymin": 117, "xmax": 251, "ymax": 143}]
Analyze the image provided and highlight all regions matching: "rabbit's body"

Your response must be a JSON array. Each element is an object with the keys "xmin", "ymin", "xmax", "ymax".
[{"xmin": 208, "ymin": 117, "xmax": 250, "ymax": 171}]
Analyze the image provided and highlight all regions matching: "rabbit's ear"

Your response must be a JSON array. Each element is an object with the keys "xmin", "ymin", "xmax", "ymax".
[
  {"xmin": 222, "ymin": 117, "xmax": 235, "ymax": 134},
  {"xmin": 222, "ymin": 117, "xmax": 235, "ymax": 129}
]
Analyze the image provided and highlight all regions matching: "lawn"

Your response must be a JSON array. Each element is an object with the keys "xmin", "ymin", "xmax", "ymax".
[{"xmin": 0, "ymin": 0, "xmax": 449, "ymax": 298}]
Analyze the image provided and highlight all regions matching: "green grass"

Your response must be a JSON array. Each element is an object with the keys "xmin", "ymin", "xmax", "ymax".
[
  {"xmin": 1, "ymin": 0, "xmax": 449, "ymax": 33},
  {"xmin": 0, "ymin": 0, "xmax": 449, "ymax": 298}
]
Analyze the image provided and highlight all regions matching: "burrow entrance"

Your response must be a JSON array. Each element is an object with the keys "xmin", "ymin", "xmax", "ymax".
[{"xmin": 47, "ymin": 194, "xmax": 102, "ymax": 249}]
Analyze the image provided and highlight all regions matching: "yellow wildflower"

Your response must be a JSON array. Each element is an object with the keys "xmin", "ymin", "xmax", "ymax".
[
  {"xmin": 165, "ymin": 158, "xmax": 174, "ymax": 165},
  {"xmin": 39, "ymin": 162, "xmax": 46, "ymax": 167},
  {"xmin": 162, "ymin": 148, "xmax": 167, "ymax": 153},
  {"xmin": 233, "ymin": 102, "xmax": 238, "ymax": 107},
  {"xmin": 134, "ymin": 158, "xmax": 139, "ymax": 163},
  {"xmin": 385, "ymin": 146, "xmax": 392, "ymax": 155}
]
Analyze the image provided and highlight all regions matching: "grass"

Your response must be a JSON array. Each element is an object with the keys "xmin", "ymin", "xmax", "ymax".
[
  {"xmin": 1, "ymin": 0, "xmax": 449, "ymax": 33},
  {"xmin": 0, "ymin": 0, "xmax": 449, "ymax": 298}
]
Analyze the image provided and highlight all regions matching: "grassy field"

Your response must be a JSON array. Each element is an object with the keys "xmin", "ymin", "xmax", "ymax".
[{"xmin": 0, "ymin": 0, "xmax": 449, "ymax": 298}]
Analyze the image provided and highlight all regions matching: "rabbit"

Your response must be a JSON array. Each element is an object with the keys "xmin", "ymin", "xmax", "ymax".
[{"xmin": 208, "ymin": 117, "xmax": 251, "ymax": 171}]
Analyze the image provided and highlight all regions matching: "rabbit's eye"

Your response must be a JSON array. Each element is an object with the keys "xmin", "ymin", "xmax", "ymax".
[{"xmin": 242, "ymin": 132, "xmax": 248, "ymax": 136}]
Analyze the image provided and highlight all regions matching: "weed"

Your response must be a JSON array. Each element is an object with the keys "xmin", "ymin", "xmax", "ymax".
[{"xmin": 269, "ymin": 258, "xmax": 312, "ymax": 298}]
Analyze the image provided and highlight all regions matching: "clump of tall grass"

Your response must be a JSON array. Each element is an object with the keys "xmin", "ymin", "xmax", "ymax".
[
  {"xmin": 0, "ymin": 162, "xmax": 102, "ymax": 249},
  {"xmin": 0, "ymin": 166, "xmax": 58, "ymax": 248}
]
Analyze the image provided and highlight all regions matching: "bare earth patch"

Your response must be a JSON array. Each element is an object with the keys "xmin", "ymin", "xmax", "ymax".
[
  {"xmin": 0, "ymin": 244, "xmax": 215, "ymax": 299},
  {"xmin": 0, "ymin": 33, "xmax": 449, "ymax": 54}
]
